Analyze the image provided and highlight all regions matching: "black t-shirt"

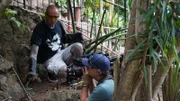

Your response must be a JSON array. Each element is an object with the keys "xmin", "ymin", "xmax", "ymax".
[{"xmin": 30, "ymin": 20, "xmax": 66, "ymax": 63}]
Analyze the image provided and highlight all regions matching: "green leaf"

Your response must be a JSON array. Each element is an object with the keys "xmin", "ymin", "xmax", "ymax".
[
  {"xmin": 9, "ymin": 73, "xmax": 17, "ymax": 76},
  {"xmin": 143, "ymin": 66, "xmax": 148, "ymax": 86},
  {"xmin": 26, "ymin": 87, "xmax": 36, "ymax": 95},
  {"xmin": 161, "ymin": 1, "xmax": 167, "ymax": 22},
  {"xmin": 5, "ymin": 8, "xmax": 17, "ymax": 16},
  {"xmin": 153, "ymin": 51, "xmax": 166, "ymax": 72},
  {"xmin": 21, "ymin": 24, "xmax": 26, "ymax": 31},
  {"xmin": 152, "ymin": 52, "xmax": 157, "ymax": 70},
  {"xmin": 10, "ymin": 17, "xmax": 21, "ymax": 27},
  {"xmin": 125, "ymin": 39, "xmax": 146, "ymax": 61}
]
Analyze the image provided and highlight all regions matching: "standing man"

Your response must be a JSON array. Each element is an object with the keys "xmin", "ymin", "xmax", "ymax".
[
  {"xmin": 27, "ymin": 4, "xmax": 83, "ymax": 83},
  {"xmin": 80, "ymin": 53, "xmax": 114, "ymax": 101}
]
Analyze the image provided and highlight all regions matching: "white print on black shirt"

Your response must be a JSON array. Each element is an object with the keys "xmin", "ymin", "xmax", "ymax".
[{"xmin": 46, "ymin": 34, "xmax": 62, "ymax": 51}]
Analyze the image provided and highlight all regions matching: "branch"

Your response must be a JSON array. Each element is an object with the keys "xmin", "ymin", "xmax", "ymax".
[{"xmin": 12, "ymin": 67, "xmax": 33, "ymax": 101}]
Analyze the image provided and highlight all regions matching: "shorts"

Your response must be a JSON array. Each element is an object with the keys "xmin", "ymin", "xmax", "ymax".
[
  {"xmin": 43, "ymin": 42, "xmax": 83, "ymax": 75},
  {"xmin": 68, "ymin": 0, "xmax": 84, "ymax": 8}
]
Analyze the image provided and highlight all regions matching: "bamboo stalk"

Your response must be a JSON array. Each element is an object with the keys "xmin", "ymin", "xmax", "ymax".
[
  {"xmin": 90, "ymin": 9, "xmax": 96, "ymax": 39},
  {"xmin": 86, "ymin": 27, "xmax": 124, "ymax": 48},
  {"xmin": 67, "ymin": 0, "xmax": 75, "ymax": 33},
  {"xmin": 94, "ymin": 9, "xmax": 106, "ymax": 52}
]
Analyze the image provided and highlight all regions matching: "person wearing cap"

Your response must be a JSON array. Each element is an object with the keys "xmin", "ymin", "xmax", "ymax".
[
  {"xmin": 80, "ymin": 53, "xmax": 114, "ymax": 101},
  {"xmin": 26, "ymin": 4, "xmax": 84, "ymax": 83}
]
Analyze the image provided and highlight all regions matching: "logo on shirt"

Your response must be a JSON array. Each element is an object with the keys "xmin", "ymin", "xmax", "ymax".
[{"xmin": 46, "ymin": 34, "xmax": 61, "ymax": 51}]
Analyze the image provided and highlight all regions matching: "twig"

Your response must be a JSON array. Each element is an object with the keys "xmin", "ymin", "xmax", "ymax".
[
  {"xmin": 12, "ymin": 67, "xmax": 33, "ymax": 101},
  {"xmin": 44, "ymin": 90, "xmax": 50, "ymax": 98}
]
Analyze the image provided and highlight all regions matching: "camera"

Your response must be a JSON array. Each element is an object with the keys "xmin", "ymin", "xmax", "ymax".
[
  {"xmin": 66, "ymin": 53, "xmax": 121, "ymax": 84},
  {"xmin": 67, "ymin": 64, "xmax": 83, "ymax": 84}
]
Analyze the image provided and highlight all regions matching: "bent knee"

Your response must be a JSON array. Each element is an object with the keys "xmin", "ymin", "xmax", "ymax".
[
  {"xmin": 70, "ymin": 42, "xmax": 83, "ymax": 57},
  {"xmin": 58, "ymin": 66, "xmax": 67, "ymax": 77}
]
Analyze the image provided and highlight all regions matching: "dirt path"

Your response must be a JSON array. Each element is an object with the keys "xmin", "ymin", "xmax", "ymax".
[{"xmin": 27, "ymin": 79, "xmax": 80, "ymax": 101}]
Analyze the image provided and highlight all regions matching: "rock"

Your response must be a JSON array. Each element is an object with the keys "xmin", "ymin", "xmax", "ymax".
[
  {"xmin": 6, "ymin": 76, "xmax": 25, "ymax": 99},
  {"xmin": 0, "ymin": 56, "xmax": 13, "ymax": 72},
  {"xmin": 0, "ymin": 19, "xmax": 13, "ymax": 40},
  {"xmin": 0, "ymin": 74, "xmax": 25, "ymax": 100},
  {"xmin": 44, "ymin": 90, "xmax": 80, "ymax": 101},
  {"xmin": 0, "ymin": 57, "xmax": 25, "ymax": 100}
]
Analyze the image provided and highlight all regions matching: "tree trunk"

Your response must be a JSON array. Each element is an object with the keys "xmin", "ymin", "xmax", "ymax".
[
  {"xmin": 114, "ymin": 0, "xmax": 180, "ymax": 100},
  {"xmin": 114, "ymin": 0, "xmax": 141, "ymax": 100},
  {"xmin": 113, "ymin": 0, "xmax": 152, "ymax": 101}
]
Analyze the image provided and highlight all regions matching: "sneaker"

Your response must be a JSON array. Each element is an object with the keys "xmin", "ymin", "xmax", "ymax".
[{"xmin": 47, "ymin": 72, "xmax": 58, "ymax": 83}]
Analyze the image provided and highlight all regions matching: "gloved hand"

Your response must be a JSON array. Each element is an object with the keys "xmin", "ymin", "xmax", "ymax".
[
  {"xmin": 29, "ymin": 57, "xmax": 37, "ymax": 73},
  {"xmin": 25, "ymin": 58, "xmax": 41, "ymax": 84}
]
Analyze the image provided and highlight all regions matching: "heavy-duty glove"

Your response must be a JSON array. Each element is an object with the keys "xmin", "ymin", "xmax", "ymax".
[
  {"xmin": 25, "ymin": 58, "xmax": 41, "ymax": 86},
  {"xmin": 29, "ymin": 57, "xmax": 37, "ymax": 73}
]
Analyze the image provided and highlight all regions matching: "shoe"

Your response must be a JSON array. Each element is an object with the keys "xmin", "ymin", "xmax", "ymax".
[{"xmin": 47, "ymin": 72, "xmax": 58, "ymax": 83}]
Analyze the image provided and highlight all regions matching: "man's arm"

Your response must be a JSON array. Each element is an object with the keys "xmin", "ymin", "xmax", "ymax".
[
  {"xmin": 80, "ymin": 79, "xmax": 96, "ymax": 101},
  {"xmin": 80, "ymin": 69, "xmax": 92, "ymax": 101},
  {"xmin": 29, "ymin": 44, "xmax": 39, "ymax": 73},
  {"xmin": 80, "ymin": 86, "xmax": 89, "ymax": 101},
  {"xmin": 30, "ymin": 44, "xmax": 39, "ymax": 60}
]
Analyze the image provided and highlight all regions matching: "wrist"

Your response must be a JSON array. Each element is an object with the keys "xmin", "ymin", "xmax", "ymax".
[
  {"xmin": 82, "ymin": 83, "xmax": 89, "ymax": 88},
  {"xmin": 83, "ymin": 81, "xmax": 89, "ymax": 85}
]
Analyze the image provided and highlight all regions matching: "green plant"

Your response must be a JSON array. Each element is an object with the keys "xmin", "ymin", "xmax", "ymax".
[
  {"xmin": 52, "ymin": 0, "xmax": 67, "ymax": 9},
  {"xmin": 83, "ymin": 0, "xmax": 128, "ymax": 54},
  {"xmin": 123, "ymin": 0, "xmax": 180, "ymax": 100},
  {"xmin": 4, "ymin": 8, "xmax": 21, "ymax": 28},
  {"xmin": 26, "ymin": 87, "xmax": 36, "ymax": 95}
]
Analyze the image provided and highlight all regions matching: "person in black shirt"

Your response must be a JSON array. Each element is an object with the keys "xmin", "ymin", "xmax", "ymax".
[{"xmin": 27, "ymin": 4, "xmax": 83, "ymax": 83}]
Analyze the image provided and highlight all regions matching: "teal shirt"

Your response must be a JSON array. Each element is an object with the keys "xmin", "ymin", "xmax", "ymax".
[{"xmin": 88, "ymin": 79, "xmax": 114, "ymax": 101}]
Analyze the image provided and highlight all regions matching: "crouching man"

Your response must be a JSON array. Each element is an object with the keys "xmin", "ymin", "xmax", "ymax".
[
  {"xmin": 80, "ymin": 53, "xmax": 114, "ymax": 101},
  {"xmin": 26, "ymin": 4, "xmax": 83, "ymax": 84}
]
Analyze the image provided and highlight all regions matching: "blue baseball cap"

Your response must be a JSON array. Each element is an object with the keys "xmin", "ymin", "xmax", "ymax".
[{"xmin": 82, "ymin": 53, "xmax": 111, "ymax": 72}]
